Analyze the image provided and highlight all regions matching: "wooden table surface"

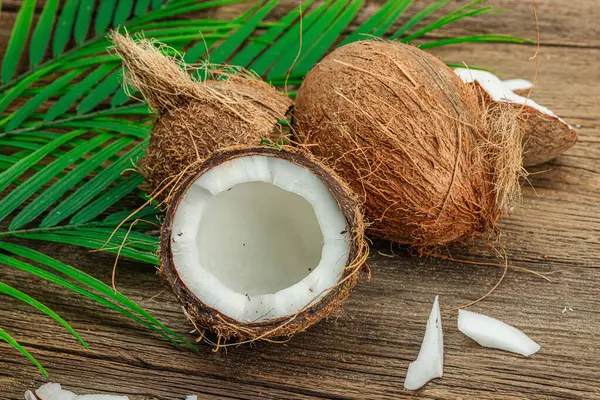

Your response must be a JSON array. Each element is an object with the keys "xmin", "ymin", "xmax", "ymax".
[{"xmin": 2, "ymin": 1, "xmax": 600, "ymax": 399}]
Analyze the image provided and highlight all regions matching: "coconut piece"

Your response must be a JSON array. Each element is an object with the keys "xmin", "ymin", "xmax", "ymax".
[
  {"xmin": 458, "ymin": 309, "xmax": 540, "ymax": 356},
  {"xmin": 502, "ymin": 78, "xmax": 533, "ymax": 94},
  {"xmin": 25, "ymin": 383, "xmax": 127, "ymax": 400},
  {"xmin": 454, "ymin": 68, "xmax": 577, "ymax": 166},
  {"xmin": 109, "ymin": 32, "xmax": 292, "ymax": 195},
  {"xmin": 26, "ymin": 383, "xmax": 76, "ymax": 400},
  {"xmin": 185, "ymin": 396, "xmax": 198, "ymax": 400},
  {"xmin": 404, "ymin": 296, "xmax": 444, "ymax": 391},
  {"xmin": 293, "ymin": 40, "xmax": 523, "ymax": 247},
  {"xmin": 160, "ymin": 146, "xmax": 367, "ymax": 341}
]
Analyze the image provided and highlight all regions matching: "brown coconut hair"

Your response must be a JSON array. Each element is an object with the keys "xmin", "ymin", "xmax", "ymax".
[
  {"xmin": 469, "ymin": 81, "xmax": 577, "ymax": 167},
  {"xmin": 109, "ymin": 32, "xmax": 293, "ymax": 195},
  {"xmin": 293, "ymin": 40, "xmax": 524, "ymax": 248},
  {"xmin": 159, "ymin": 146, "xmax": 369, "ymax": 342}
]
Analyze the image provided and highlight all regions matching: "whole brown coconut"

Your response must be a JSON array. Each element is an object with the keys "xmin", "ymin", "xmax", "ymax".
[
  {"xmin": 293, "ymin": 40, "xmax": 523, "ymax": 248},
  {"xmin": 160, "ymin": 146, "xmax": 368, "ymax": 341},
  {"xmin": 110, "ymin": 33, "xmax": 292, "ymax": 195}
]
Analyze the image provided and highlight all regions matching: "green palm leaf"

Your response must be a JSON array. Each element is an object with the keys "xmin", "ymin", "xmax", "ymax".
[
  {"xmin": 0, "ymin": 326, "xmax": 48, "ymax": 376},
  {"xmin": 30, "ymin": 0, "xmax": 60, "ymax": 67},
  {"xmin": 96, "ymin": 0, "xmax": 118, "ymax": 36},
  {"xmin": 341, "ymin": 0, "xmax": 410, "ymax": 45},
  {"xmin": 419, "ymin": 34, "xmax": 534, "ymax": 49},
  {"xmin": 0, "ymin": 242, "xmax": 193, "ymax": 349},
  {"xmin": 1, "ymin": 0, "xmax": 36, "ymax": 83},
  {"xmin": 42, "ymin": 143, "xmax": 145, "ymax": 227},
  {"xmin": 114, "ymin": 0, "xmax": 135, "ymax": 27},
  {"xmin": 0, "ymin": 281, "xmax": 88, "ymax": 349},
  {"xmin": 10, "ymin": 137, "xmax": 135, "ymax": 230},
  {"xmin": 6, "ymin": 69, "xmax": 84, "ymax": 130},
  {"xmin": 70, "ymin": 173, "xmax": 146, "ymax": 225},
  {"xmin": 0, "ymin": 253, "xmax": 178, "ymax": 346},
  {"xmin": 53, "ymin": 0, "xmax": 81, "ymax": 57},
  {"xmin": 391, "ymin": 0, "xmax": 450, "ymax": 39},
  {"xmin": 75, "ymin": 0, "xmax": 96, "ymax": 44},
  {"xmin": 0, "ymin": 133, "xmax": 112, "ymax": 223},
  {"xmin": 45, "ymin": 64, "xmax": 118, "ymax": 121}
]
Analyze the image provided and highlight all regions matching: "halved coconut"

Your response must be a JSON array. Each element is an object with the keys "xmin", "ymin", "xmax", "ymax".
[
  {"xmin": 160, "ymin": 146, "xmax": 367, "ymax": 341},
  {"xmin": 454, "ymin": 68, "xmax": 577, "ymax": 166}
]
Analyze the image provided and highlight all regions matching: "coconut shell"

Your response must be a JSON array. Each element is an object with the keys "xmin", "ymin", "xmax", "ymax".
[
  {"xmin": 110, "ymin": 32, "xmax": 293, "ymax": 195},
  {"xmin": 160, "ymin": 146, "xmax": 368, "ymax": 342},
  {"xmin": 520, "ymin": 107, "xmax": 577, "ymax": 166},
  {"xmin": 470, "ymin": 81, "xmax": 577, "ymax": 167},
  {"xmin": 140, "ymin": 76, "xmax": 292, "ymax": 194},
  {"xmin": 293, "ymin": 41, "xmax": 520, "ymax": 247}
]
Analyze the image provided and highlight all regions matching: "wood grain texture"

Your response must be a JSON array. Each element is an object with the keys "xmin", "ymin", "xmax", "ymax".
[{"xmin": 2, "ymin": 1, "xmax": 600, "ymax": 399}]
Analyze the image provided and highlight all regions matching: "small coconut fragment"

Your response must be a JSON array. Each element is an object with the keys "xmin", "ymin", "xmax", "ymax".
[
  {"xmin": 502, "ymin": 78, "xmax": 533, "ymax": 94},
  {"xmin": 454, "ymin": 68, "xmax": 577, "ymax": 166},
  {"xmin": 25, "ymin": 383, "xmax": 127, "ymax": 400},
  {"xmin": 185, "ymin": 396, "xmax": 198, "ymax": 400},
  {"xmin": 294, "ymin": 40, "xmax": 524, "ymax": 247},
  {"xmin": 110, "ymin": 32, "xmax": 292, "ymax": 195},
  {"xmin": 404, "ymin": 296, "xmax": 443, "ymax": 391},
  {"xmin": 458, "ymin": 309, "xmax": 540, "ymax": 356},
  {"xmin": 160, "ymin": 146, "xmax": 367, "ymax": 341}
]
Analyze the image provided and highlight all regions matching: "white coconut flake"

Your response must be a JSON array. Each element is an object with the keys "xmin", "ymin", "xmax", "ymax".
[
  {"xmin": 185, "ymin": 396, "xmax": 198, "ymax": 400},
  {"xmin": 26, "ymin": 383, "xmax": 128, "ymax": 400},
  {"xmin": 458, "ymin": 309, "xmax": 540, "ymax": 356},
  {"xmin": 404, "ymin": 296, "xmax": 443, "ymax": 391},
  {"xmin": 453, "ymin": 68, "xmax": 570, "ymax": 125},
  {"xmin": 502, "ymin": 78, "xmax": 533, "ymax": 93}
]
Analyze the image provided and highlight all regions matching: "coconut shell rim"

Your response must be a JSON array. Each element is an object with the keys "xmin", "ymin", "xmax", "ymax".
[{"xmin": 159, "ymin": 145, "xmax": 366, "ymax": 338}]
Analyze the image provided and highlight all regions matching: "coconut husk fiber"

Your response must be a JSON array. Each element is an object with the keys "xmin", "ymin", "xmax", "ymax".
[
  {"xmin": 469, "ymin": 81, "xmax": 577, "ymax": 167},
  {"xmin": 293, "ymin": 40, "xmax": 525, "ymax": 248},
  {"xmin": 159, "ymin": 145, "xmax": 369, "ymax": 342},
  {"xmin": 109, "ymin": 32, "xmax": 292, "ymax": 196}
]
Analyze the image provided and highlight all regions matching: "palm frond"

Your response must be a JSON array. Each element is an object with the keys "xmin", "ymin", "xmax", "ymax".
[
  {"xmin": 0, "ymin": 326, "xmax": 48, "ymax": 376},
  {"xmin": 1, "ymin": 0, "xmax": 533, "ymax": 374},
  {"xmin": 418, "ymin": 34, "xmax": 535, "ymax": 49},
  {"xmin": 0, "ymin": 281, "xmax": 89, "ymax": 349}
]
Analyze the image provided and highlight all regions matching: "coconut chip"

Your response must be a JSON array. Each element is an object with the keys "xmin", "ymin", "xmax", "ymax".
[
  {"xmin": 454, "ymin": 68, "xmax": 560, "ymax": 120},
  {"xmin": 25, "ymin": 383, "xmax": 128, "ymax": 400},
  {"xmin": 26, "ymin": 384, "xmax": 202, "ymax": 400},
  {"xmin": 458, "ymin": 309, "xmax": 540, "ymax": 356},
  {"xmin": 404, "ymin": 296, "xmax": 444, "ymax": 391},
  {"xmin": 502, "ymin": 79, "xmax": 534, "ymax": 94}
]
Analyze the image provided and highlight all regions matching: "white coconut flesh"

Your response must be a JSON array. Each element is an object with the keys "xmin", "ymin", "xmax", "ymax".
[
  {"xmin": 454, "ymin": 68, "xmax": 571, "ymax": 126},
  {"xmin": 170, "ymin": 155, "xmax": 351, "ymax": 323},
  {"xmin": 25, "ymin": 382, "xmax": 128, "ymax": 400},
  {"xmin": 404, "ymin": 296, "xmax": 444, "ymax": 391}
]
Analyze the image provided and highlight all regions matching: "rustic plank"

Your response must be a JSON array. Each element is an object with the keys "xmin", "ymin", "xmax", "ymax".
[
  {"xmin": 212, "ymin": 0, "xmax": 600, "ymax": 48},
  {"xmin": 2, "ymin": 1, "xmax": 600, "ymax": 400}
]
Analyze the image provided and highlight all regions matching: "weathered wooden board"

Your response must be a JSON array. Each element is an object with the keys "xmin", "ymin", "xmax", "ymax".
[{"xmin": 2, "ymin": 1, "xmax": 600, "ymax": 399}]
